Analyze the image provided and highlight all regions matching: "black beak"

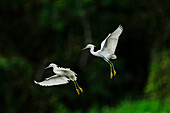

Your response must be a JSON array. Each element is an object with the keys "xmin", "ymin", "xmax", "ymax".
[
  {"xmin": 44, "ymin": 66, "xmax": 50, "ymax": 70},
  {"xmin": 82, "ymin": 47, "xmax": 87, "ymax": 50}
]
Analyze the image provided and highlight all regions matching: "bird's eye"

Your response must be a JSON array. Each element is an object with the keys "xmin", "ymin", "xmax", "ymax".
[
  {"xmin": 86, "ymin": 46, "xmax": 88, "ymax": 48},
  {"xmin": 49, "ymin": 65, "xmax": 51, "ymax": 67}
]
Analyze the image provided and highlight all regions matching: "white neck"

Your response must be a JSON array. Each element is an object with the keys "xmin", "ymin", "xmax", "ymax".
[
  {"xmin": 52, "ymin": 65, "xmax": 57, "ymax": 70},
  {"xmin": 89, "ymin": 46, "xmax": 98, "ymax": 56},
  {"xmin": 52, "ymin": 65, "xmax": 59, "ymax": 74}
]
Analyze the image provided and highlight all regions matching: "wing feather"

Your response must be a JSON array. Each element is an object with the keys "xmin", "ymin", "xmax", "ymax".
[
  {"xmin": 34, "ymin": 75, "xmax": 69, "ymax": 86},
  {"xmin": 101, "ymin": 25, "xmax": 123, "ymax": 54}
]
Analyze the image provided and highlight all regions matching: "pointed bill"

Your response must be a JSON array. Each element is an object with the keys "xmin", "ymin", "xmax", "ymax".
[{"xmin": 82, "ymin": 47, "xmax": 87, "ymax": 50}]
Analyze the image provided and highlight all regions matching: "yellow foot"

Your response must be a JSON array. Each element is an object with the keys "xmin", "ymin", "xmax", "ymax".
[
  {"xmin": 110, "ymin": 72, "xmax": 113, "ymax": 79},
  {"xmin": 76, "ymin": 88, "xmax": 80, "ymax": 95},
  {"xmin": 114, "ymin": 70, "xmax": 116, "ymax": 76},
  {"xmin": 79, "ymin": 87, "xmax": 83, "ymax": 93}
]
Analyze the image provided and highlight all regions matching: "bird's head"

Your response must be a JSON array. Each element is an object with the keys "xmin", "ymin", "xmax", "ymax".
[
  {"xmin": 82, "ymin": 44, "xmax": 96, "ymax": 50},
  {"xmin": 44, "ymin": 63, "xmax": 58, "ymax": 69}
]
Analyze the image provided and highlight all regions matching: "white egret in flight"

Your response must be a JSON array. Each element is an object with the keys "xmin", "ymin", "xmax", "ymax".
[
  {"xmin": 82, "ymin": 25, "xmax": 123, "ymax": 79},
  {"xmin": 34, "ymin": 63, "xmax": 83, "ymax": 95}
]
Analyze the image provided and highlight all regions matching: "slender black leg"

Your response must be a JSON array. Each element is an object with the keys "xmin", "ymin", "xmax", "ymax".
[
  {"xmin": 74, "ymin": 81, "xmax": 80, "ymax": 95},
  {"xmin": 73, "ymin": 81, "xmax": 83, "ymax": 95},
  {"xmin": 75, "ymin": 81, "xmax": 83, "ymax": 93},
  {"xmin": 103, "ymin": 58, "xmax": 115, "ymax": 79},
  {"xmin": 108, "ymin": 59, "xmax": 116, "ymax": 77}
]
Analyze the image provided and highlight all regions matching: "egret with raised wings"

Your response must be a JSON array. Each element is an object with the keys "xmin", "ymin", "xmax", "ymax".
[
  {"xmin": 34, "ymin": 63, "xmax": 83, "ymax": 95},
  {"xmin": 82, "ymin": 25, "xmax": 123, "ymax": 79}
]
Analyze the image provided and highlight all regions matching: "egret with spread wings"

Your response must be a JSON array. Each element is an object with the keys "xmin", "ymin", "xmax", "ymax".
[
  {"xmin": 82, "ymin": 25, "xmax": 123, "ymax": 79},
  {"xmin": 34, "ymin": 63, "xmax": 83, "ymax": 95}
]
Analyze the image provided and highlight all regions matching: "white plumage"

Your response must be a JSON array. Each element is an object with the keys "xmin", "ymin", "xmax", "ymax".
[
  {"xmin": 82, "ymin": 25, "xmax": 123, "ymax": 79},
  {"xmin": 100, "ymin": 25, "xmax": 123, "ymax": 56},
  {"xmin": 34, "ymin": 75, "xmax": 69, "ymax": 86},
  {"xmin": 34, "ymin": 63, "xmax": 83, "ymax": 95}
]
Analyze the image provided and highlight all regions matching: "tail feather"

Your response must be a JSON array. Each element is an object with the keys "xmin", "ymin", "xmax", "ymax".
[{"xmin": 111, "ymin": 55, "xmax": 117, "ymax": 59}]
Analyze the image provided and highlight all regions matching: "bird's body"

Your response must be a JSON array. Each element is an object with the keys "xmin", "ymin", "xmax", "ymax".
[
  {"xmin": 83, "ymin": 25, "xmax": 123, "ymax": 79},
  {"xmin": 51, "ymin": 65, "xmax": 77, "ymax": 81},
  {"xmin": 34, "ymin": 63, "xmax": 83, "ymax": 95},
  {"xmin": 90, "ymin": 47, "xmax": 117, "ymax": 59}
]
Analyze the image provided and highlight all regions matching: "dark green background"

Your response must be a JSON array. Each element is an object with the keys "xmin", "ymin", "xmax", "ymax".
[{"xmin": 0, "ymin": 0, "xmax": 170, "ymax": 113}]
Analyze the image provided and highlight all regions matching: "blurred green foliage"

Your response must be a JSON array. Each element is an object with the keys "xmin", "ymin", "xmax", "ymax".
[
  {"xmin": 145, "ymin": 49, "xmax": 170, "ymax": 100},
  {"xmin": 0, "ymin": 0, "xmax": 170, "ymax": 112},
  {"xmin": 94, "ymin": 100, "xmax": 170, "ymax": 113}
]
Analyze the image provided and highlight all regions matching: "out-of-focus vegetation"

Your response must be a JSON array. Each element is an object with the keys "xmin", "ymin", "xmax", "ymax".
[
  {"xmin": 88, "ymin": 100, "xmax": 170, "ymax": 113},
  {"xmin": 0, "ymin": 0, "xmax": 170, "ymax": 113}
]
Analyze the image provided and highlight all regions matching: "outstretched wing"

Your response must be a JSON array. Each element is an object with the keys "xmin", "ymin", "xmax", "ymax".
[
  {"xmin": 34, "ymin": 75, "xmax": 70, "ymax": 86},
  {"xmin": 100, "ymin": 25, "xmax": 123, "ymax": 54}
]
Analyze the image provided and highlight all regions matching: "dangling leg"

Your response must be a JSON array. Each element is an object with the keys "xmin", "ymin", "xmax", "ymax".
[
  {"xmin": 109, "ymin": 63, "xmax": 113, "ymax": 79},
  {"xmin": 73, "ymin": 81, "xmax": 83, "ymax": 95},
  {"xmin": 103, "ymin": 58, "xmax": 114, "ymax": 79},
  {"xmin": 108, "ymin": 60, "xmax": 116, "ymax": 77},
  {"xmin": 75, "ymin": 81, "xmax": 83, "ymax": 93},
  {"xmin": 74, "ymin": 81, "xmax": 80, "ymax": 95}
]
